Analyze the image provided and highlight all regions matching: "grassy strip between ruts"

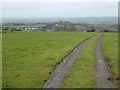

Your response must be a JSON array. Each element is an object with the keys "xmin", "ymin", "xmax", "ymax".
[
  {"xmin": 2, "ymin": 31, "xmax": 95, "ymax": 88},
  {"xmin": 61, "ymin": 33, "xmax": 99, "ymax": 88},
  {"xmin": 102, "ymin": 32, "xmax": 118, "ymax": 85}
]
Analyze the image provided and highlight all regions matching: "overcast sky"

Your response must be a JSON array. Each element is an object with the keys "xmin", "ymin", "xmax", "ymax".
[{"xmin": 1, "ymin": 0, "xmax": 118, "ymax": 18}]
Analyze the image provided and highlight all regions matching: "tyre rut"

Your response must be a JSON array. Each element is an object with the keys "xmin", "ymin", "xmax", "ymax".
[
  {"xmin": 95, "ymin": 33, "xmax": 116, "ymax": 88},
  {"xmin": 43, "ymin": 35, "xmax": 95, "ymax": 88}
]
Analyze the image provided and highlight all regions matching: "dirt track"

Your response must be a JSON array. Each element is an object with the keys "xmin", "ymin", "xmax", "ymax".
[
  {"xmin": 95, "ymin": 33, "xmax": 116, "ymax": 88},
  {"xmin": 43, "ymin": 35, "xmax": 95, "ymax": 88},
  {"xmin": 43, "ymin": 33, "xmax": 117, "ymax": 88}
]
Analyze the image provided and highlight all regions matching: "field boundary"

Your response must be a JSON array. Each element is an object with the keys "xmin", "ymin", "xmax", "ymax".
[{"xmin": 43, "ymin": 35, "xmax": 95, "ymax": 88}]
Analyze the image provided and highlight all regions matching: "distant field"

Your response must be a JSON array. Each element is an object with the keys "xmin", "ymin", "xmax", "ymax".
[
  {"xmin": 2, "ymin": 31, "xmax": 95, "ymax": 88},
  {"xmin": 102, "ymin": 33, "xmax": 118, "ymax": 84},
  {"xmin": 76, "ymin": 25, "xmax": 87, "ymax": 31},
  {"xmin": 61, "ymin": 34, "xmax": 98, "ymax": 88}
]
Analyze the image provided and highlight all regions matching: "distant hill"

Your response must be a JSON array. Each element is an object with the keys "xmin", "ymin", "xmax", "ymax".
[{"xmin": 2, "ymin": 17, "xmax": 117, "ymax": 24}]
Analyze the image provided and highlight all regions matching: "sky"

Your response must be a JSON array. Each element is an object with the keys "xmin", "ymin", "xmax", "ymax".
[{"xmin": 1, "ymin": 0, "xmax": 119, "ymax": 18}]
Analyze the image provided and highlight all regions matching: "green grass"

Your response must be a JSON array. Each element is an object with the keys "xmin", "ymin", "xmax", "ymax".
[
  {"xmin": 2, "ymin": 31, "xmax": 95, "ymax": 88},
  {"xmin": 0, "ymin": 33, "xmax": 2, "ymax": 89},
  {"xmin": 61, "ymin": 34, "xmax": 98, "ymax": 88},
  {"xmin": 102, "ymin": 33, "xmax": 118, "ymax": 81}
]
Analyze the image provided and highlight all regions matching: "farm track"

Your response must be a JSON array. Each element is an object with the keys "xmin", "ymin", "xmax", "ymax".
[
  {"xmin": 43, "ymin": 35, "xmax": 95, "ymax": 88},
  {"xmin": 95, "ymin": 33, "xmax": 116, "ymax": 88}
]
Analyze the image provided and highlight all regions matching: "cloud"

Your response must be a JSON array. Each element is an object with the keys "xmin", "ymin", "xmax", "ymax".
[
  {"xmin": 1, "ymin": 0, "xmax": 119, "ymax": 2},
  {"xmin": 2, "ymin": 2, "xmax": 118, "ymax": 18}
]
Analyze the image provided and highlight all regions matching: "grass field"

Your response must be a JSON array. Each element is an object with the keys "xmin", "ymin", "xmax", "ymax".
[
  {"xmin": 102, "ymin": 33, "xmax": 118, "ymax": 84},
  {"xmin": 61, "ymin": 34, "xmax": 98, "ymax": 88},
  {"xmin": 2, "ymin": 31, "xmax": 95, "ymax": 88},
  {"xmin": 76, "ymin": 25, "xmax": 87, "ymax": 31}
]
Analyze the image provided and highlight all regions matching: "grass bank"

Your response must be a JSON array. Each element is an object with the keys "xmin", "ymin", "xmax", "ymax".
[
  {"xmin": 0, "ymin": 33, "xmax": 2, "ymax": 88},
  {"xmin": 102, "ymin": 33, "xmax": 118, "ymax": 85}
]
